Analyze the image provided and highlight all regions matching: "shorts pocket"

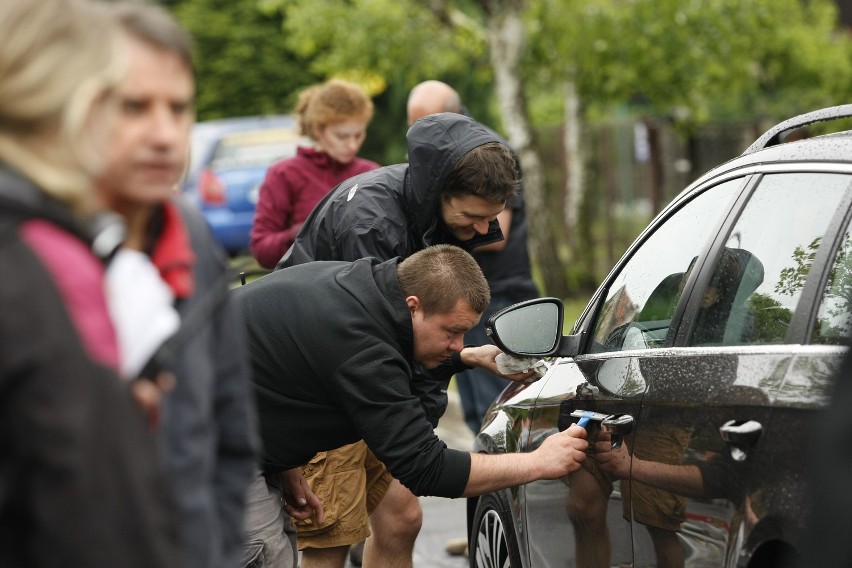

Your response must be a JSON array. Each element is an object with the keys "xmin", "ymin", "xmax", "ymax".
[
  {"xmin": 294, "ymin": 453, "xmax": 340, "ymax": 536},
  {"xmin": 241, "ymin": 539, "xmax": 264, "ymax": 568}
]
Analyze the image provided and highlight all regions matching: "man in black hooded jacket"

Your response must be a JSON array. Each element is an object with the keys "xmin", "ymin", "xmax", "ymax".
[{"xmin": 272, "ymin": 113, "xmax": 525, "ymax": 568}]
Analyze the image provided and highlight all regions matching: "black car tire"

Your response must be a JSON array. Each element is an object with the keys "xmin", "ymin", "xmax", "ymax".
[{"xmin": 470, "ymin": 492, "xmax": 522, "ymax": 568}]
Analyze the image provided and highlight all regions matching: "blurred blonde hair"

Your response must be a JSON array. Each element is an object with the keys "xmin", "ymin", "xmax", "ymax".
[
  {"xmin": 0, "ymin": 0, "xmax": 126, "ymax": 217},
  {"xmin": 295, "ymin": 78, "xmax": 374, "ymax": 139}
]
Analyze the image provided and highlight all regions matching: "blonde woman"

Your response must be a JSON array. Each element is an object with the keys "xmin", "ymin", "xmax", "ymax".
[
  {"xmin": 0, "ymin": 1, "xmax": 179, "ymax": 565},
  {"xmin": 249, "ymin": 78, "xmax": 379, "ymax": 268}
]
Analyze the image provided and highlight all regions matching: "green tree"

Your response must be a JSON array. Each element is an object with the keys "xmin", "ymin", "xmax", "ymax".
[
  {"xmin": 169, "ymin": 0, "xmax": 321, "ymax": 119},
  {"xmin": 532, "ymin": 0, "xmax": 852, "ymax": 128},
  {"xmin": 749, "ymin": 293, "xmax": 792, "ymax": 344},
  {"xmin": 778, "ymin": 233, "xmax": 852, "ymax": 343},
  {"xmin": 168, "ymin": 0, "xmax": 852, "ymax": 300},
  {"xmin": 776, "ymin": 237, "xmax": 822, "ymax": 297}
]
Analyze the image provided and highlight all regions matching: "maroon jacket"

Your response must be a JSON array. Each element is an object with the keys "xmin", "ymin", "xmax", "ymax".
[{"xmin": 249, "ymin": 146, "xmax": 379, "ymax": 268}]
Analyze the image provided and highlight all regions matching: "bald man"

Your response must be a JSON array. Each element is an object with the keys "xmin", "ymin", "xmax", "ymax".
[{"xmin": 406, "ymin": 80, "xmax": 464, "ymax": 120}]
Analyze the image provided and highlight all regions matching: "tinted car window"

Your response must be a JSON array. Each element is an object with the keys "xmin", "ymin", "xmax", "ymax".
[
  {"xmin": 813, "ymin": 216, "xmax": 852, "ymax": 345},
  {"xmin": 689, "ymin": 173, "xmax": 851, "ymax": 346},
  {"xmin": 589, "ymin": 178, "xmax": 741, "ymax": 353}
]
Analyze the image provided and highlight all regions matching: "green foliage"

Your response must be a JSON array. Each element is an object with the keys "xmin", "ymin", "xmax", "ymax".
[
  {"xmin": 748, "ymin": 293, "xmax": 792, "ymax": 343},
  {"xmin": 168, "ymin": 0, "xmax": 852, "ymax": 141},
  {"xmin": 169, "ymin": 0, "xmax": 321, "ymax": 119},
  {"xmin": 776, "ymin": 237, "xmax": 821, "ymax": 296},
  {"xmin": 528, "ymin": 0, "xmax": 852, "ymax": 131},
  {"xmin": 267, "ymin": 0, "xmax": 490, "ymax": 95},
  {"xmin": 768, "ymin": 232, "xmax": 852, "ymax": 344},
  {"xmin": 813, "ymin": 232, "xmax": 852, "ymax": 343}
]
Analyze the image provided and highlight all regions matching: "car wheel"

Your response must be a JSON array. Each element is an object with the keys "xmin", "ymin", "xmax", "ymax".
[{"xmin": 470, "ymin": 492, "xmax": 522, "ymax": 568}]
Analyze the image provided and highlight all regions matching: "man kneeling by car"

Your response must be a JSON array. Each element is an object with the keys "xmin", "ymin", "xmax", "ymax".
[{"xmin": 235, "ymin": 244, "xmax": 588, "ymax": 568}]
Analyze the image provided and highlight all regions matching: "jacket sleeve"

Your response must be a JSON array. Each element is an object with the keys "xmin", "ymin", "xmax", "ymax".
[
  {"xmin": 177, "ymin": 202, "xmax": 260, "ymax": 567},
  {"xmin": 410, "ymin": 367, "xmax": 450, "ymax": 428},
  {"xmin": 250, "ymin": 166, "xmax": 299, "ymax": 269},
  {"xmin": 331, "ymin": 341, "xmax": 471, "ymax": 498}
]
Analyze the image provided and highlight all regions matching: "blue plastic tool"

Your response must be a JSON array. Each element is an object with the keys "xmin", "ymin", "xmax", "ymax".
[{"xmin": 576, "ymin": 411, "xmax": 595, "ymax": 428}]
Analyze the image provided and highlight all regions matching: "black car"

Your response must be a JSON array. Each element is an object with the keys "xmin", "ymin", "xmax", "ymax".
[{"xmin": 469, "ymin": 105, "xmax": 852, "ymax": 568}]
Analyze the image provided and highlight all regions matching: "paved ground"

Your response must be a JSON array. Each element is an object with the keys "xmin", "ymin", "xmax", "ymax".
[{"xmin": 413, "ymin": 388, "xmax": 474, "ymax": 568}]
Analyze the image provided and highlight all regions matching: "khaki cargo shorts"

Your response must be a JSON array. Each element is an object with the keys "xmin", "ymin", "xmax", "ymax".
[
  {"xmin": 571, "ymin": 425, "xmax": 691, "ymax": 532},
  {"xmin": 293, "ymin": 439, "xmax": 393, "ymax": 550},
  {"xmin": 620, "ymin": 426, "xmax": 692, "ymax": 531}
]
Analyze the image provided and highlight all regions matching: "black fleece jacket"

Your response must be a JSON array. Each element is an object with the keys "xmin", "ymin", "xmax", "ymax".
[{"xmin": 234, "ymin": 256, "xmax": 472, "ymax": 498}]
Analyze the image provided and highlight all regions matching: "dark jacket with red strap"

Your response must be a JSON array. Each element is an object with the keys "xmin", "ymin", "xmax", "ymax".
[
  {"xmin": 148, "ymin": 197, "xmax": 260, "ymax": 568},
  {"xmin": 0, "ymin": 166, "xmax": 181, "ymax": 567}
]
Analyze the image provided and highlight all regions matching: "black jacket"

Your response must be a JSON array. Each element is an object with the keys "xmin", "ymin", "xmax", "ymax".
[
  {"xmin": 275, "ymin": 113, "xmax": 510, "ymax": 424},
  {"xmin": 277, "ymin": 112, "xmax": 504, "ymax": 270},
  {"xmin": 235, "ymin": 257, "xmax": 471, "ymax": 498}
]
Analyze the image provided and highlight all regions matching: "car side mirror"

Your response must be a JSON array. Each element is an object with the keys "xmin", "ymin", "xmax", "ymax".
[{"xmin": 485, "ymin": 298, "xmax": 565, "ymax": 357}]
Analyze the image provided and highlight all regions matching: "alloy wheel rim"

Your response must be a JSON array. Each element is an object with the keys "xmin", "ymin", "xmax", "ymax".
[{"xmin": 474, "ymin": 509, "xmax": 509, "ymax": 568}]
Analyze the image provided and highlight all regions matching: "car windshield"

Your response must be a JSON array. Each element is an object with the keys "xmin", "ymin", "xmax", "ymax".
[{"xmin": 210, "ymin": 129, "xmax": 300, "ymax": 169}]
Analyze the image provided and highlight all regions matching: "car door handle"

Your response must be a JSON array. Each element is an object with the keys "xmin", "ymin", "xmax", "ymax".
[
  {"xmin": 719, "ymin": 419, "xmax": 763, "ymax": 462},
  {"xmin": 564, "ymin": 409, "xmax": 634, "ymax": 450}
]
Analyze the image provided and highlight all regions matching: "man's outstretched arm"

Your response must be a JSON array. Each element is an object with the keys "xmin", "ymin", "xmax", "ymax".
[{"xmin": 462, "ymin": 424, "xmax": 588, "ymax": 497}]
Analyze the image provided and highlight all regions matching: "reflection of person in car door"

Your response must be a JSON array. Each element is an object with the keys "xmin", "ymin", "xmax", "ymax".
[
  {"xmin": 591, "ymin": 383, "xmax": 769, "ymax": 567},
  {"xmin": 571, "ymin": 279, "xmax": 763, "ymax": 568},
  {"xmin": 691, "ymin": 247, "xmax": 764, "ymax": 346}
]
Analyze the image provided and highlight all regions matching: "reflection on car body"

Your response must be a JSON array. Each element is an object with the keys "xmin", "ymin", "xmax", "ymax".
[{"xmin": 469, "ymin": 105, "xmax": 852, "ymax": 568}]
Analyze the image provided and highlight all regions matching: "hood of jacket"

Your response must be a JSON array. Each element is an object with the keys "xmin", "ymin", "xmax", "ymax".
[{"xmin": 403, "ymin": 112, "xmax": 506, "ymax": 240}]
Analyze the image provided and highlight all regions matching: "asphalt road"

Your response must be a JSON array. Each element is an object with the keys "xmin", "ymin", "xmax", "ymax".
[{"xmin": 413, "ymin": 389, "xmax": 474, "ymax": 568}]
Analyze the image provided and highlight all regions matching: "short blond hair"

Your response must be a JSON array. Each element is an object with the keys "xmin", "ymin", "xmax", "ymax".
[
  {"xmin": 0, "ymin": 0, "xmax": 125, "ymax": 217},
  {"xmin": 295, "ymin": 79, "xmax": 374, "ymax": 139}
]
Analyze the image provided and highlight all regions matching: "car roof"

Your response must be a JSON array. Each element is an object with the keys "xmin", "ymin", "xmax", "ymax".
[{"xmin": 691, "ymin": 131, "xmax": 852, "ymax": 187}]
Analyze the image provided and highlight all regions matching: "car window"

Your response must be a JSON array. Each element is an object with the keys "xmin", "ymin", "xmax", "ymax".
[
  {"xmin": 689, "ymin": 173, "xmax": 852, "ymax": 346},
  {"xmin": 589, "ymin": 178, "xmax": 741, "ymax": 354},
  {"xmin": 813, "ymin": 217, "xmax": 852, "ymax": 345},
  {"xmin": 211, "ymin": 129, "xmax": 300, "ymax": 170}
]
